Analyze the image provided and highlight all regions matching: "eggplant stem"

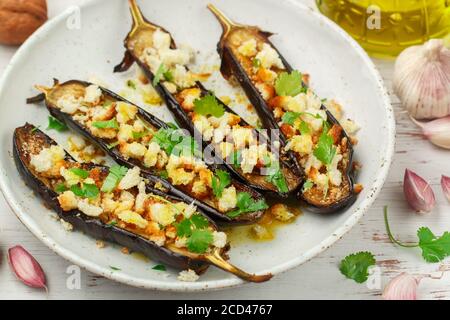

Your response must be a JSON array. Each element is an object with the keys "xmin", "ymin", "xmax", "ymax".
[
  {"xmin": 207, "ymin": 4, "xmax": 241, "ymax": 36},
  {"xmin": 128, "ymin": 0, "xmax": 147, "ymax": 30},
  {"xmin": 204, "ymin": 249, "xmax": 273, "ymax": 283}
]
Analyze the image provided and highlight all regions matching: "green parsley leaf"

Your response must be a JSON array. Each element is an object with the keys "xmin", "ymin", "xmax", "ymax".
[
  {"xmin": 69, "ymin": 168, "xmax": 89, "ymax": 179},
  {"xmin": 193, "ymin": 94, "xmax": 225, "ymax": 118},
  {"xmin": 108, "ymin": 220, "xmax": 118, "ymax": 226},
  {"xmin": 252, "ymin": 58, "xmax": 261, "ymax": 68},
  {"xmin": 227, "ymin": 192, "xmax": 268, "ymax": 218},
  {"xmin": 151, "ymin": 127, "xmax": 199, "ymax": 157},
  {"xmin": 70, "ymin": 183, "xmax": 99, "ymax": 199},
  {"xmin": 47, "ymin": 116, "xmax": 68, "ymax": 132},
  {"xmin": 298, "ymin": 121, "xmax": 310, "ymax": 135},
  {"xmin": 313, "ymin": 127, "xmax": 336, "ymax": 165},
  {"xmin": 109, "ymin": 266, "xmax": 121, "ymax": 271},
  {"xmin": 163, "ymin": 69, "xmax": 174, "ymax": 82},
  {"xmin": 302, "ymin": 179, "xmax": 314, "ymax": 192},
  {"xmin": 101, "ymin": 165, "xmax": 129, "ymax": 193},
  {"xmin": 187, "ymin": 229, "xmax": 213, "ymax": 254},
  {"xmin": 55, "ymin": 183, "xmax": 68, "ymax": 193},
  {"xmin": 175, "ymin": 214, "xmax": 209, "ymax": 238},
  {"xmin": 190, "ymin": 214, "xmax": 209, "ymax": 229},
  {"xmin": 230, "ymin": 150, "xmax": 241, "ymax": 167},
  {"xmin": 152, "ymin": 264, "xmax": 166, "ymax": 271},
  {"xmin": 266, "ymin": 167, "xmax": 289, "ymax": 193},
  {"xmin": 211, "ymin": 170, "xmax": 231, "ymax": 198},
  {"xmin": 281, "ymin": 112, "xmax": 300, "ymax": 126},
  {"xmin": 92, "ymin": 119, "xmax": 119, "ymax": 130},
  {"xmin": 153, "ymin": 64, "xmax": 169, "ymax": 86},
  {"xmin": 418, "ymin": 227, "xmax": 450, "ymax": 263},
  {"xmin": 158, "ymin": 170, "xmax": 169, "ymax": 179},
  {"xmin": 107, "ymin": 141, "xmax": 119, "ymax": 149},
  {"xmin": 339, "ymin": 252, "xmax": 376, "ymax": 283},
  {"xmin": 132, "ymin": 130, "xmax": 149, "ymax": 140},
  {"xmin": 275, "ymin": 70, "xmax": 306, "ymax": 97},
  {"xmin": 175, "ymin": 218, "xmax": 194, "ymax": 238},
  {"xmin": 127, "ymin": 80, "xmax": 137, "ymax": 90}
]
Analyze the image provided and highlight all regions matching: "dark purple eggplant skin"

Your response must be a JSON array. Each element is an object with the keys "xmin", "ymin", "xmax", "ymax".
[
  {"xmin": 13, "ymin": 123, "xmax": 210, "ymax": 273},
  {"xmin": 27, "ymin": 80, "xmax": 265, "ymax": 225},
  {"xmin": 212, "ymin": 17, "xmax": 357, "ymax": 214},
  {"xmin": 113, "ymin": 8, "xmax": 301, "ymax": 199}
]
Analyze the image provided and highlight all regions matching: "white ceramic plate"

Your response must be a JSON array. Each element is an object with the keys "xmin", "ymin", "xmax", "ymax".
[{"xmin": 0, "ymin": 0, "xmax": 395, "ymax": 291}]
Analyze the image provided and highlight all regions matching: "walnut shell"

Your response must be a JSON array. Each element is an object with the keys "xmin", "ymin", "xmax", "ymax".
[{"xmin": 0, "ymin": 0, "xmax": 47, "ymax": 46}]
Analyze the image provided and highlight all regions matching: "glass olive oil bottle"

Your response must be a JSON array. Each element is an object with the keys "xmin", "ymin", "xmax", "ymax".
[{"xmin": 316, "ymin": 0, "xmax": 450, "ymax": 58}]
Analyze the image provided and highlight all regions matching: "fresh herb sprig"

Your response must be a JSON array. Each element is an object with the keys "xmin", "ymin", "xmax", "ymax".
[
  {"xmin": 193, "ymin": 94, "xmax": 225, "ymax": 118},
  {"xmin": 384, "ymin": 206, "xmax": 450, "ymax": 263},
  {"xmin": 275, "ymin": 70, "xmax": 307, "ymax": 97},
  {"xmin": 227, "ymin": 192, "xmax": 268, "ymax": 218},
  {"xmin": 339, "ymin": 252, "xmax": 376, "ymax": 283},
  {"xmin": 47, "ymin": 116, "xmax": 68, "ymax": 132},
  {"xmin": 211, "ymin": 170, "xmax": 231, "ymax": 198}
]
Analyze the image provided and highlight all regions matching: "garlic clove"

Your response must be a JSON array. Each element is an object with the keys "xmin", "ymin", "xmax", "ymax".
[
  {"xmin": 411, "ymin": 116, "xmax": 450, "ymax": 150},
  {"xmin": 403, "ymin": 169, "xmax": 435, "ymax": 214},
  {"xmin": 394, "ymin": 39, "xmax": 450, "ymax": 120},
  {"xmin": 442, "ymin": 175, "xmax": 450, "ymax": 203},
  {"xmin": 7, "ymin": 245, "xmax": 47, "ymax": 290},
  {"xmin": 382, "ymin": 273, "xmax": 422, "ymax": 300}
]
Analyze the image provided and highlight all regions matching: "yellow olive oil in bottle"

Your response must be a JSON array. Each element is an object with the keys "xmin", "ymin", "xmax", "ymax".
[{"xmin": 316, "ymin": 0, "xmax": 450, "ymax": 58}]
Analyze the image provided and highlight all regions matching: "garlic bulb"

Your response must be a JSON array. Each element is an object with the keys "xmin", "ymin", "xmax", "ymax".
[{"xmin": 393, "ymin": 39, "xmax": 450, "ymax": 120}]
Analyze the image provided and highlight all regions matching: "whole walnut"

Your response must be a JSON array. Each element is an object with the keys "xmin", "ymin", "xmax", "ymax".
[{"xmin": 0, "ymin": 0, "xmax": 48, "ymax": 46}]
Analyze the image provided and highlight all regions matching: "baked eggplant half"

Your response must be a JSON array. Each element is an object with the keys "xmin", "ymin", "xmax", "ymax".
[
  {"xmin": 113, "ymin": 0, "xmax": 301, "ymax": 198},
  {"xmin": 207, "ymin": 5, "xmax": 357, "ymax": 213},
  {"xmin": 13, "ymin": 124, "xmax": 272, "ymax": 282},
  {"xmin": 27, "ymin": 79, "xmax": 268, "ymax": 225}
]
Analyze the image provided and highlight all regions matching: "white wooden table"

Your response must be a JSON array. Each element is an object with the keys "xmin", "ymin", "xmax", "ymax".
[{"xmin": 0, "ymin": 0, "xmax": 448, "ymax": 300}]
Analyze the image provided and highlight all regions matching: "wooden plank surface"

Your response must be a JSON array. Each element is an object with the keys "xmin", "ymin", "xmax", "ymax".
[{"xmin": 0, "ymin": 0, "xmax": 448, "ymax": 300}]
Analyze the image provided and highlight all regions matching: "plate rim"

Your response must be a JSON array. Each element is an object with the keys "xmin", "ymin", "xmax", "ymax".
[{"xmin": 0, "ymin": 0, "xmax": 396, "ymax": 292}]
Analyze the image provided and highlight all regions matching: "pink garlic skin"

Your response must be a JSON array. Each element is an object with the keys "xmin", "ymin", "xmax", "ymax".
[
  {"xmin": 382, "ymin": 273, "xmax": 421, "ymax": 300},
  {"xmin": 394, "ymin": 39, "xmax": 450, "ymax": 120},
  {"xmin": 403, "ymin": 169, "xmax": 436, "ymax": 214},
  {"xmin": 442, "ymin": 175, "xmax": 450, "ymax": 202},
  {"xmin": 418, "ymin": 116, "xmax": 450, "ymax": 150},
  {"xmin": 7, "ymin": 245, "xmax": 47, "ymax": 289}
]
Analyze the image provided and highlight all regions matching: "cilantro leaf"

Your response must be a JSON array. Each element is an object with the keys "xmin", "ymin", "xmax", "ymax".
[
  {"xmin": 152, "ymin": 264, "xmax": 166, "ymax": 271},
  {"xmin": 132, "ymin": 130, "xmax": 149, "ymax": 140},
  {"xmin": 153, "ymin": 64, "xmax": 171, "ymax": 86},
  {"xmin": 275, "ymin": 70, "xmax": 306, "ymax": 97},
  {"xmin": 227, "ymin": 192, "xmax": 268, "ymax": 218},
  {"xmin": 211, "ymin": 170, "xmax": 231, "ymax": 198},
  {"xmin": 55, "ymin": 183, "xmax": 68, "ymax": 193},
  {"xmin": 281, "ymin": 112, "xmax": 300, "ymax": 126},
  {"xmin": 101, "ymin": 165, "xmax": 129, "ymax": 193},
  {"xmin": 266, "ymin": 167, "xmax": 288, "ymax": 193},
  {"xmin": 302, "ymin": 179, "xmax": 314, "ymax": 192},
  {"xmin": 298, "ymin": 121, "xmax": 310, "ymax": 135},
  {"xmin": 186, "ymin": 229, "xmax": 213, "ymax": 254},
  {"xmin": 313, "ymin": 127, "xmax": 336, "ymax": 165},
  {"xmin": 47, "ymin": 116, "xmax": 68, "ymax": 132},
  {"xmin": 70, "ymin": 184, "xmax": 99, "ymax": 199},
  {"xmin": 193, "ymin": 94, "xmax": 225, "ymax": 118},
  {"xmin": 151, "ymin": 127, "xmax": 199, "ymax": 157},
  {"xmin": 230, "ymin": 150, "xmax": 241, "ymax": 167},
  {"xmin": 109, "ymin": 266, "xmax": 121, "ymax": 271},
  {"xmin": 190, "ymin": 214, "xmax": 209, "ymax": 229},
  {"xmin": 92, "ymin": 119, "xmax": 119, "ymax": 129},
  {"xmin": 339, "ymin": 252, "xmax": 376, "ymax": 283},
  {"xmin": 69, "ymin": 168, "xmax": 89, "ymax": 179},
  {"xmin": 107, "ymin": 141, "xmax": 119, "ymax": 149},
  {"xmin": 418, "ymin": 227, "xmax": 450, "ymax": 263},
  {"xmin": 252, "ymin": 58, "xmax": 261, "ymax": 68},
  {"xmin": 175, "ymin": 214, "xmax": 209, "ymax": 238}
]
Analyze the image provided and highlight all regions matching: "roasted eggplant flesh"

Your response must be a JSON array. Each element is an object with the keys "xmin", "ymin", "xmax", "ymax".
[
  {"xmin": 14, "ymin": 124, "xmax": 272, "ymax": 282},
  {"xmin": 115, "ymin": 0, "xmax": 301, "ymax": 197},
  {"xmin": 208, "ymin": 5, "xmax": 357, "ymax": 212},
  {"xmin": 28, "ymin": 79, "xmax": 267, "ymax": 224}
]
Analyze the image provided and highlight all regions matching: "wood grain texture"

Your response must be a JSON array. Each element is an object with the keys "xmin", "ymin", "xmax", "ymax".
[{"xmin": 0, "ymin": 0, "xmax": 449, "ymax": 300}]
